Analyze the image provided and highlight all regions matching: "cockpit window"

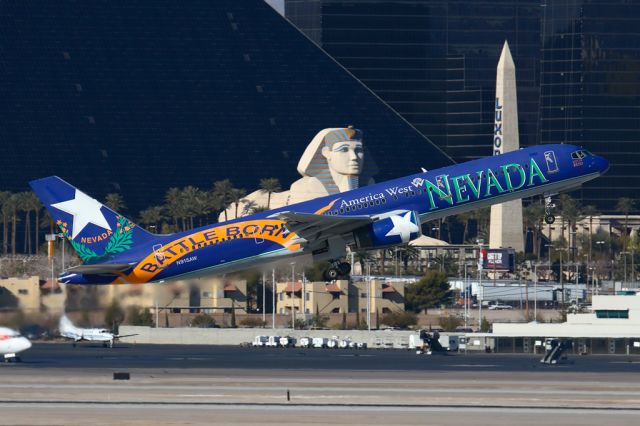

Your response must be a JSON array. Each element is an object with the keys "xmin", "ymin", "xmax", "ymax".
[{"xmin": 571, "ymin": 150, "xmax": 588, "ymax": 160}]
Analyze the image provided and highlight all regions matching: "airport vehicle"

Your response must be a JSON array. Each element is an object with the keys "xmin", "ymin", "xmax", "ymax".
[
  {"xmin": 30, "ymin": 145, "xmax": 608, "ymax": 284},
  {"xmin": 265, "ymin": 335, "xmax": 281, "ymax": 347},
  {"xmin": 298, "ymin": 337, "xmax": 312, "ymax": 348},
  {"xmin": 0, "ymin": 327, "xmax": 32, "ymax": 362},
  {"xmin": 412, "ymin": 330, "xmax": 446, "ymax": 355},
  {"xmin": 488, "ymin": 303, "xmax": 514, "ymax": 310},
  {"xmin": 252, "ymin": 335, "xmax": 268, "ymax": 347},
  {"xmin": 279, "ymin": 336, "xmax": 296, "ymax": 347},
  {"xmin": 312, "ymin": 337, "xmax": 328, "ymax": 348},
  {"xmin": 438, "ymin": 335, "xmax": 459, "ymax": 351},
  {"xmin": 541, "ymin": 338, "xmax": 572, "ymax": 364},
  {"xmin": 59, "ymin": 315, "xmax": 135, "ymax": 348}
]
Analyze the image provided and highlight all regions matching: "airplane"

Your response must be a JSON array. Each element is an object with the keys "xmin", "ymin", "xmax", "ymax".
[
  {"xmin": 30, "ymin": 144, "xmax": 608, "ymax": 284},
  {"xmin": 59, "ymin": 315, "xmax": 136, "ymax": 348},
  {"xmin": 0, "ymin": 327, "xmax": 32, "ymax": 362}
]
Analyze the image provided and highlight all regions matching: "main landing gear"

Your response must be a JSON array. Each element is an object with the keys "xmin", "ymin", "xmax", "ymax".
[
  {"xmin": 544, "ymin": 196, "xmax": 556, "ymax": 224},
  {"xmin": 323, "ymin": 260, "xmax": 351, "ymax": 281}
]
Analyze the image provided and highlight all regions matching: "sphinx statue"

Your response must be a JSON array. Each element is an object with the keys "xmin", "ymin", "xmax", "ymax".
[{"xmin": 221, "ymin": 127, "xmax": 377, "ymax": 219}]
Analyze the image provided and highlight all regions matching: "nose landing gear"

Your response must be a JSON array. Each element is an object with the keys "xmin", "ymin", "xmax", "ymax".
[
  {"xmin": 544, "ymin": 196, "xmax": 556, "ymax": 224},
  {"xmin": 323, "ymin": 260, "xmax": 351, "ymax": 281}
]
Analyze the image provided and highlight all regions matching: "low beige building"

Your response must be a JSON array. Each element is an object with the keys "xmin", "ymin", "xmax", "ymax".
[
  {"xmin": 107, "ymin": 277, "xmax": 248, "ymax": 314},
  {"xmin": 276, "ymin": 280, "xmax": 349, "ymax": 315},
  {"xmin": 275, "ymin": 279, "xmax": 404, "ymax": 316},
  {"xmin": 0, "ymin": 276, "xmax": 65, "ymax": 313},
  {"xmin": 351, "ymin": 280, "xmax": 406, "ymax": 315}
]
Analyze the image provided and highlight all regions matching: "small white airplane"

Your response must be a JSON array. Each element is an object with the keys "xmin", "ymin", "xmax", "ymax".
[
  {"xmin": 0, "ymin": 327, "xmax": 32, "ymax": 362},
  {"xmin": 59, "ymin": 315, "xmax": 135, "ymax": 348}
]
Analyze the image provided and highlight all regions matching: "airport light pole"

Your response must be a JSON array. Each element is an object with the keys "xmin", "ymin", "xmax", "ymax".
[
  {"xmin": 272, "ymin": 268, "xmax": 276, "ymax": 329},
  {"xmin": 367, "ymin": 261, "xmax": 371, "ymax": 332},
  {"xmin": 533, "ymin": 262, "xmax": 539, "ymax": 321},
  {"xmin": 290, "ymin": 262, "xmax": 296, "ymax": 329},
  {"xmin": 622, "ymin": 251, "xmax": 630, "ymax": 285},
  {"xmin": 476, "ymin": 239, "xmax": 484, "ymax": 331},
  {"xmin": 595, "ymin": 240, "xmax": 605, "ymax": 294},
  {"xmin": 262, "ymin": 271, "xmax": 266, "ymax": 323}
]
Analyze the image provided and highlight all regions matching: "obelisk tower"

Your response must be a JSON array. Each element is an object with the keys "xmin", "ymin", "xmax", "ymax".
[{"xmin": 489, "ymin": 41, "xmax": 524, "ymax": 252}]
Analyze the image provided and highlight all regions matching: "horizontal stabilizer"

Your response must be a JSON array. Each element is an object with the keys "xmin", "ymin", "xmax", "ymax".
[{"xmin": 66, "ymin": 263, "xmax": 134, "ymax": 275}]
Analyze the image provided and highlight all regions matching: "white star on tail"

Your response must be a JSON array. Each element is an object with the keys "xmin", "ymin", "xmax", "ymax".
[
  {"xmin": 51, "ymin": 190, "xmax": 112, "ymax": 240},
  {"xmin": 385, "ymin": 212, "xmax": 419, "ymax": 242}
]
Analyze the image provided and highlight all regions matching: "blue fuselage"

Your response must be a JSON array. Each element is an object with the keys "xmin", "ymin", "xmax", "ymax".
[{"xmin": 62, "ymin": 144, "xmax": 608, "ymax": 284}]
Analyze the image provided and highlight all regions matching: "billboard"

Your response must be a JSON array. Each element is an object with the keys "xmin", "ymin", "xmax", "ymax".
[{"xmin": 479, "ymin": 248, "xmax": 516, "ymax": 272}]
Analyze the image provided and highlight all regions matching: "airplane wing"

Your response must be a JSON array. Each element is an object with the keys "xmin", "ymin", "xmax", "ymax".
[
  {"xmin": 64, "ymin": 263, "xmax": 134, "ymax": 275},
  {"xmin": 275, "ymin": 211, "xmax": 373, "ymax": 243},
  {"xmin": 114, "ymin": 333, "xmax": 138, "ymax": 339}
]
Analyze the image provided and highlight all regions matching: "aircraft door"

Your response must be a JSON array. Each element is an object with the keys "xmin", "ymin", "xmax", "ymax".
[
  {"xmin": 153, "ymin": 244, "xmax": 166, "ymax": 268},
  {"xmin": 543, "ymin": 151, "xmax": 559, "ymax": 174}
]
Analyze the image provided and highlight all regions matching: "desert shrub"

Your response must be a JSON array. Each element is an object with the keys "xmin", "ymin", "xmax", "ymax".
[
  {"xmin": 438, "ymin": 315, "xmax": 463, "ymax": 332},
  {"xmin": 380, "ymin": 311, "xmax": 418, "ymax": 329},
  {"xmin": 126, "ymin": 305, "xmax": 154, "ymax": 326},
  {"xmin": 239, "ymin": 317, "xmax": 267, "ymax": 328},
  {"xmin": 190, "ymin": 313, "xmax": 216, "ymax": 328}
]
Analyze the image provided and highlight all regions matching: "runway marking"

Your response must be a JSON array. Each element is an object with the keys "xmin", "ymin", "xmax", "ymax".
[
  {"xmin": 1, "ymin": 401, "xmax": 640, "ymax": 412},
  {"xmin": 447, "ymin": 364, "xmax": 497, "ymax": 368},
  {"xmin": 0, "ymin": 384, "xmax": 638, "ymax": 396}
]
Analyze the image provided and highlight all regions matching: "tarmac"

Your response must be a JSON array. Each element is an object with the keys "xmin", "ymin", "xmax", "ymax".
[{"xmin": 1, "ymin": 343, "xmax": 640, "ymax": 425}]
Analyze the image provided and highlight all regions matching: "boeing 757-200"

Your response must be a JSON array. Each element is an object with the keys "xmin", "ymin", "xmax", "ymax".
[{"xmin": 30, "ymin": 144, "xmax": 608, "ymax": 284}]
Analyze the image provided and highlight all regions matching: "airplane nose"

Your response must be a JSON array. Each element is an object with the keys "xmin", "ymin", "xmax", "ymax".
[
  {"xmin": 18, "ymin": 337, "xmax": 32, "ymax": 352},
  {"xmin": 595, "ymin": 155, "xmax": 609, "ymax": 174}
]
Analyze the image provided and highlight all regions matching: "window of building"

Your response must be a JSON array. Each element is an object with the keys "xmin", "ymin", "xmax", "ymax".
[
  {"xmin": 331, "ymin": 307, "xmax": 340, "ymax": 313},
  {"xmin": 595, "ymin": 309, "xmax": 629, "ymax": 319},
  {"xmin": 18, "ymin": 289, "xmax": 28, "ymax": 295},
  {"xmin": 202, "ymin": 292, "xmax": 211, "ymax": 298},
  {"xmin": 332, "ymin": 292, "xmax": 340, "ymax": 300}
]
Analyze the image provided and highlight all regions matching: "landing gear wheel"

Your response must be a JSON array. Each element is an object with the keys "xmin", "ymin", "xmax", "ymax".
[
  {"xmin": 544, "ymin": 196, "xmax": 556, "ymax": 225},
  {"xmin": 323, "ymin": 268, "xmax": 340, "ymax": 281}
]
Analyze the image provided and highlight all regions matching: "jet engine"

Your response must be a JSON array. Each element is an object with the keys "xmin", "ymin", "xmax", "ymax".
[{"xmin": 352, "ymin": 211, "xmax": 422, "ymax": 250}]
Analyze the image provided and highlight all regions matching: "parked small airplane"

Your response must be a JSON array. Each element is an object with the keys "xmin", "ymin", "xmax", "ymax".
[
  {"xmin": 30, "ymin": 144, "xmax": 608, "ymax": 284},
  {"xmin": 0, "ymin": 327, "xmax": 32, "ymax": 362},
  {"xmin": 59, "ymin": 315, "xmax": 135, "ymax": 348}
]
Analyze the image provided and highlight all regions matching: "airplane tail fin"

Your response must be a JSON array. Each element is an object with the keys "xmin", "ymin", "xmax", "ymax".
[
  {"xmin": 30, "ymin": 176, "xmax": 155, "ymax": 264},
  {"xmin": 59, "ymin": 315, "xmax": 75, "ymax": 333}
]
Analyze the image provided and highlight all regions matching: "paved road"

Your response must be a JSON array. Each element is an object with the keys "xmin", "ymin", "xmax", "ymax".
[
  {"xmin": 2, "ymin": 343, "xmax": 640, "ymax": 425},
  {"xmin": 7, "ymin": 342, "xmax": 640, "ymax": 372}
]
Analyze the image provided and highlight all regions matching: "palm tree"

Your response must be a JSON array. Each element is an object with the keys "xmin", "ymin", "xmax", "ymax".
[
  {"xmin": 229, "ymin": 188, "xmax": 247, "ymax": 219},
  {"xmin": 616, "ymin": 197, "xmax": 635, "ymax": 251},
  {"xmin": 7, "ymin": 193, "xmax": 20, "ymax": 256},
  {"xmin": 212, "ymin": 179, "xmax": 234, "ymax": 221},
  {"xmin": 523, "ymin": 201, "xmax": 545, "ymax": 258},
  {"xmin": 456, "ymin": 211, "xmax": 475, "ymax": 243},
  {"xmin": 105, "ymin": 193, "xmax": 126, "ymax": 212},
  {"xmin": 0, "ymin": 191, "xmax": 11, "ymax": 255},
  {"xmin": 558, "ymin": 194, "xmax": 583, "ymax": 261},
  {"xmin": 180, "ymin": 186, "xmax": 203, "ymax": 229},
  {"xmin": 20, "ymin": 191, "xmax": 41, "ymax": 254},
  {"xmin": 207, "ymin": 191, "xmax": 225, "ymax": 223},
  {"xmin": 259, "ymin": 178, "xmax": 281, "ymax": 209},
  {"xmin": 582, "ymin": 205, "xmax": 599, "ymax": 264},
  {"xmin": 475, "ymin": 207, "xmax": 490, "ymax": 242},
  {"xmin": 138, "ymin": 206, "xmax": 164, "ymax": 232},
  {"xmin": 165, "ymin": 187, "xmax": 185, "ymax": 231}
]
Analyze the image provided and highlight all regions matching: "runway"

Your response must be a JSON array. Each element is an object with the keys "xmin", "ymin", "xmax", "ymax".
[{"xmin": 1, "ymin": 343, "xmax": 640, "ymax": 425}]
